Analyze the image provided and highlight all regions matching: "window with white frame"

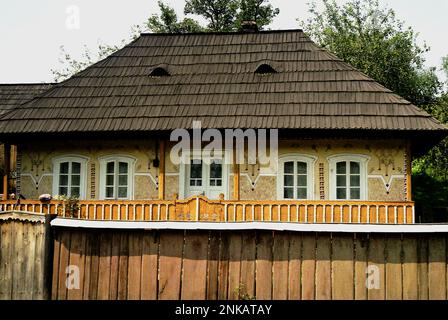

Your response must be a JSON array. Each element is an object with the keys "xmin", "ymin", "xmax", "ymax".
[
  {"xmin": 328, "ymin": 154, "xmax": 369, "ymax": 200},
  {"xmin": 99, "ymin": 156, "xmax": 135, "ymax": 200},
  {"xmin": 277, "ymin": 155, "xmax": 316, "ymax": 200},
  {"xmin": 52, "ymin": 156, "xmax": 88, "ymax": 199}
]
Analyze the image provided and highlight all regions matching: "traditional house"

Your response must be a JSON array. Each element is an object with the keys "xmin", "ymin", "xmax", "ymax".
[{"xmin": 0, "ymin": 29, "xmax": 446, "ymax": 224}]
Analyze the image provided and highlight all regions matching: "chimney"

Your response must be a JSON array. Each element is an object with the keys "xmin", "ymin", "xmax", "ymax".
[{"xmin": 240, "ymin": 20, "xmax": 258, "ymax": 33}]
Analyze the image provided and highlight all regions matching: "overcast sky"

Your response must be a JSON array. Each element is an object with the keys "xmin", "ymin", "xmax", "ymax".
[{"xmin": 1, "ymin": 0, "xmax": 447, "ymax": 83}]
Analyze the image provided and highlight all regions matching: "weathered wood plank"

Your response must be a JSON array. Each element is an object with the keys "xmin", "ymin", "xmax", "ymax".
[
  {"xmin": 255, "ymin": 231, "xmax": 273, "ymax": 300},
  {"xmin": 417, "ymin": 235, "xmax": 429, "ymax": 300},
  {"xmin": 51, "ymin": 229, "xmax": 61, "ymax": 300},
  {"xmin": 428, "ymin": 236, "xmax": 446, "ymax": 300},
  {"xmin": 109, "ymin": 232, "xmax": 121, "ymax": 300},
  {"xmin": 141, "ymin": 231, "xmax": 158, "ymax": 300},
  {"xmin": 332, "ymin": 234, "xmax": 354, "ymax": 300},
  {"xmin": 22, "ymin": 222, "xmax": 36, "ymax": 299},
  {"xmin": 181, "ymin": 231, "xmax": 208, "ymax": 299},
  {"xmin": 385, "ymin": 235, "xmax": 403, "ymax": 300},
  {"xmin": 218, "ymin": 232, "xmax": 230, "ymax": 299},
  {"xmin": 367, "ymin": 235, "xmax": 386, "ymax": 300},
  {"xmin": 127, "ymin": 232, "xmax": 142, "ymax": 300},
  {"xmin": 158, "ymin": 231, "xmax": 184, "ymax": 300},
  {"xmin": 402, "ymin": 236, "xmax": 418, "ymax": 300},
  {"xmin": 228, "ymin": 233, "xmax": 242, "ymax": 300},
  {"xmin": 207, "ymin": 232, "xmax": 220, "ymax": 300},
  {"xmin": 57, "ymin": 228, "xmax": 71, "ymax": 300},
  {"xmin": 301, "ymin": 233, "xmax": 316, "ymax": 300},
  {"xmin": 0, "ymin": 222, "xmax": 13, "ymax": 299},
  {"xmin": 315, "ymin": 233, "xmax": 331, "ymax": 300},
  {"xmin": 97, "ymin": 232, "xmax": 112, "ymax": 300},
  {"xmin": 67, "ymin": 230, "xmax": 85, "ymax": 300},
  {"xmin": 273, "ymin": 232, "xmax": 289, "ymax": 300},
  {"xmin": 240, "ymin": 231, "xmax": 256, "ymax": 299},
  {"xmin": 117, "ymin": 232, "xmax": 129, "ymax": 300},
  {"xmin": 33, "ymin": 223, "xmax": 46, "ymax": 299},
  {"xmin": 354, "ymin": 234, "xmax": 368, "ymax": 300},
  {"xmin": 288, "ymin": 233, "xmax": 301, "ymax": 300}
]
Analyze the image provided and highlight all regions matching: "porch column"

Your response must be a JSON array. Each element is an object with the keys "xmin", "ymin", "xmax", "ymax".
[
  {"xmin": 406, "ymin": 142, "xmax": 412, "ymax": 201},
  {"xmin": 233, "ymin": 148, "xmax": 240, "ymax": 200},
  {"xmin": 3, "ymin": 143, "xmax": 10, "ymax": 200},
  {"xmin": 158, "ymin": 140, "xmax": 165, "ymax": 200}
]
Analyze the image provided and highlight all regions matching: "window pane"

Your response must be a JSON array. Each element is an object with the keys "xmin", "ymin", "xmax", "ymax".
[
  {"xmin": 119, "ymin": 162, "xmax": 128, "ymax": 174},
  {"xmin": 190, "ymin": 160, "xmax": 202, "ymax": 178},
  {"xmin": 284, "ymin": 161, "xmax": 294, "ymax": 174},
  {"xmin": 106, "ymin": 187, "xmax": 114, "ymax": 198},
  {"xmin": 106, "ymin": 174, "xmax": 114, "ymax": 186},
  {"xmin": 60, "ymin": 162, "xmax": 69, "ymax": 174},
  {"xmin": 336, "ymin": 162, "xmax": 346, "ymax": 174},
  {"xmin": 107, "ymin": 162, "xmax": 114, "ymax": 174},
  {"xmin": 118, "ymin": 187, "xmax": 127, "ymax": 198},
  {"xmin": 70, "ymin": 187, "xmax": 80, "ymax": 197},
  {"xmin": 336, "ymin": 188, "xmax": 347, "ymax": 200},
  {"xmin": 210, "ymin": 161, "xmax": 222, "ymax": 179},
  {"xmin": 297, "ymin": 187, "xmax": 307, "ymax": 199},
  {"xmin": 216, "ymin": 180, "xmax": 222, "ymax": 186},
  {"xmin": 59, "ymin": 186, "xmax": 68, "ymax": 195},
  {"xmin": 297, "ymin": 175, "xmax": 307, "ymax": 187},
  {"xmin": 350, "ymin": 162, "xmax": 360, "ymax": 174},
  {"xmin": 297, "ymin": 162, "xmax": 307, "ymax": 174},
  {"xmin": 350, "ymin": 188, "xmax": 361, "ymax": 199},
  {"xmin": 71, "ymin": 174, "xmax": 80, "ymax": 186},
  {"xmin": 118, "ymin": 175, "xmax": 127, "ymax": 186},
  {"xmin": 350, "ymin": 175, "xmax": 360, "ymax": 187},
  {"xmin": 336, "ymin": 175, "xmax": 346, "ymax": 187},
  {"xmin": 71, "ymin": 162, "xmax": 81, "ymax": 174},
  {"xmin": 284, "ymin": 175, "xmax": 294, "ymax": 186},
  {"xmin": 284, "ymin": 187, "xmax": 294, "ymax": 199},
  {"xmin": 59, "ymin": 174, "xmax": 68, "ymax": 186}
]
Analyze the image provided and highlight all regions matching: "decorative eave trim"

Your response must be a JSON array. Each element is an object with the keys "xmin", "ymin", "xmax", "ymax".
[{"xmin": 0, "ymin": 211, "xmax": 47, "ymax": 223}]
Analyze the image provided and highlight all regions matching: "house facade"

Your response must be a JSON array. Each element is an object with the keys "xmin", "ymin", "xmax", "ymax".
[{"xmin": 0, "ymin": 30, "xmax": 446, "ymax": 224}]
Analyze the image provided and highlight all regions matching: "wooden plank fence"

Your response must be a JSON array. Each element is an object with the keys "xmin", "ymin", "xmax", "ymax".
[{"xmin": 51, "ymin": 228, "xmax": 448, "ymax": 300}]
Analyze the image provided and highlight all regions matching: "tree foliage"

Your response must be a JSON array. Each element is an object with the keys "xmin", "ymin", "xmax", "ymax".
[
  {"xmin": 147, "ymin": 1, "xmax": 204, "ymax": 33},
  {"xmin": 300, "ymin": 0, "xmax": 441, "ymax": 106}
]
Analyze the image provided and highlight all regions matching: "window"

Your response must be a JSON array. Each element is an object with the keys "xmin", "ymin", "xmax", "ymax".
[
  {"xmin": 52, "ymin": 156, "xmax": 88, "ymax": 199},
  {"xmin": 99, "ymin": 156, "xmax": 135, "ymax": 200},
  {"xmin": 149, "ymin": 67, "xmax": 170, "ymax": 77},
  {"xmin": 328, "ymin": 154, "xmax": 369, "ymax": 200},
  {"xmin": 277, "ymin": 155, "xmax": 316, "ymax": 200},
  {"xmin": 255, "ymin": 63, "xmax": 277, "ymax": 75}
]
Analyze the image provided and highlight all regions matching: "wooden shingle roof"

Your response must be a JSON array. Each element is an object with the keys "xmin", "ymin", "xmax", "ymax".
[
  {"xmin": 0, "ymin": 83, "xmax": 53, "ymax": 116},
  {"xmin": 0, "ymin": 30, "xmax": 446, "ymax": 135}
]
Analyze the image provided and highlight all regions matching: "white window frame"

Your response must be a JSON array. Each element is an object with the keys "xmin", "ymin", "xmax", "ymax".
[
  {"xmin": 99, "ymin": 155, "xmax": 136, "ymax": 200},
  {"xmin": 179, "ymin": 150, "xmax": 230, "ymax": 199},
  {"xmin": 52, "ymin": 155, "xmax": 89, "ymax": 199},
  {"xmin": 277, "ymin": 154, "xmax": 317, "ymax": 200},
  {"xmin": 328, "ymin": 154, "xmax": 370, "ymax": 201}
]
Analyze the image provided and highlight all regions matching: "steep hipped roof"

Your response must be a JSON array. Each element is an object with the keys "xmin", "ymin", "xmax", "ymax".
[
  {"xmin": 0, "ymin": 30, "xmax": 446, "ymax": 135},
  {"xmin": 0, "ymin": 83, "xmax": 53, "ymax": 116}
]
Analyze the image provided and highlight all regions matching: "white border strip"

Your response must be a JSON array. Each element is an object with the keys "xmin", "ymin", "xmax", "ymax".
[{"xmin": 50, "ymin": 218, "xmax": 448, "ymax": 233}]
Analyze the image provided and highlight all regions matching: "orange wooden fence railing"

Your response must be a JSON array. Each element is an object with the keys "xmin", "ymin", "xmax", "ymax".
[{"xmin": 0, "ymin": 196, "xmax": 415, "ymax": 224}]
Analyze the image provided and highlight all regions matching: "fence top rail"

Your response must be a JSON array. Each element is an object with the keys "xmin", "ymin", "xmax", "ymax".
[{"xmin": 50, "ymin": 219, "xmax": 444, "ymax": 233}]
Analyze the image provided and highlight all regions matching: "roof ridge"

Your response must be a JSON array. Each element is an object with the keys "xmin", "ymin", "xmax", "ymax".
[{"xmin": 139, "ymin": 29, "xmax": 304, "ymax": 37}]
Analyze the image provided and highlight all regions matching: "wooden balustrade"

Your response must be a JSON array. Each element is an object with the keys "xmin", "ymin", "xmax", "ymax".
[{"xmin": 0, "ymin": 196, "xmax": 415, "ymax": 224}]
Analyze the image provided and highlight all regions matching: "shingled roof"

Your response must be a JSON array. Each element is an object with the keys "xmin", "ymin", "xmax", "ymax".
[
  {"xmin": 0, "ymin": 30, "xmax": 446, "ymax": 135},
  {"xmin": 0, "ymin": 83, "xmax": 53, "ymax": 116}
]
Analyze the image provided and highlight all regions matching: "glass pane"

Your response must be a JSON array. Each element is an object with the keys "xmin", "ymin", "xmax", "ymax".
[
  {"xmin": 216, "ymin": 179, "xmax": 222, "ymax": 186},
  {"xmin": 210, "ymin": 180, "xmax": 216, "ymax": 186},
  {"xmin": 210, "ymin": 161, "xmax": 222, "ymax": 179},
  {"xmin": 350, "ymin": 175, "xmax": 360, "ymax": 187},
  {"xmin": 297, "ymin": 175, "xmax": 307, "ymax": 187},
  {"xmin": 71, "ymin": 162, "xmax": 81, "ymax": 174},
  {"xmin": 190, "ymin": 160, "xmax": 202, "ymax": 178},
  {"xmin": 336, "ymin": 188, "xmax": 347, "ymax": 200},
  {"xmin": 118, "ymin": 187, "xmax": 127, "ymax": 198},
  {"xmin": 336, "ymin": 175, "xmax": 346, "ymax": 187},
  {"xmin": 336, "ymin": 162, "xmax": 346, "ymax": 174},
  {"xmin": 70, "ymin": 187, "xmax": 80, "ymax": 197},
  {"xmin": 284, "ymin": 175, "xmax": 294, "ymax": 186},
  {"xmin": 60, "ymin": 162, "xmax": 69, "ymax": 174},
  {"xmin": 284, "ymin": 187, "xmax": 293, "ymax": 199},
  {"xmin": 106, "ymin": 174, "xmax": 114, "ymax": 186},
  {"xmin": 350, "ymin": 162, "xmax": 360, "ymax": 174},
  {"xmin": 71, "ymin": 174, "xmax": 80, "ymax": 186},
  {"xmin": 350, "ymin": 188, "xmax": 361, "ymax": 199},
  {"xmin": 118, "ymin": 175, "xmax": 127, "ymax": 186},
  {"xmin": 59, "ymin": 174, "xmax": 68, "ymax": 186},
  {"xmin": 297, "ymin": 187, "xmax": 307, "ymax": 199},
  {"xmin": 284, "ymin": 161, "xmax": 294, "ymax": 174},
  {"xmin": 297, "ymin": 162, "xmax": 307, "ymax": 174},
  {"xmin": 106, "ymin": 187, "xmax": 114, "ymax": 198},
  {"xmin": 58, "ymin": 186, "xmax": 68, "ymax": 195},
  {"xmin": 106, "ymin": 162, "xmax": 114, "ymax": 174},
  {"xmin": 119, "ymin": 162, "xmax": 128, "ymax": 174}
]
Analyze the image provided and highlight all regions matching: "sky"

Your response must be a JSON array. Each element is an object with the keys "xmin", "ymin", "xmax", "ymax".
[{"xmin": 0, "ymin": 0, "xmax": 447, "ymax": 83}]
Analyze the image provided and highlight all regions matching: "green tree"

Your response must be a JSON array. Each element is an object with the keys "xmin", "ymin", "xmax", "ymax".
[
  {"xmin": 147, "ymin": 1, "xmax": 204, "ymax": 33},
  {"xmin": 300, "ymin": 0, "xmax": 441, "ymax": 106},
  {"xmin": 184, "ymin": 0, "xmax": 239, "ymax": 32},
  {"xmin": 236, "ymin": 0, "xmax": 279, "ymax": 30}
]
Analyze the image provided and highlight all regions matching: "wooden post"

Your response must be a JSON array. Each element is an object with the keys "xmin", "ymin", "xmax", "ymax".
[
  {"xmin": 158, "ymin": 140, "xmax": 165, "ymax": 200},
  {"xmin": 3, "ymin": 143, "xmax": 10, "ymax": 200},
  {"xmin": 233, "ymin": 147, "xmax": 240, "ymax": 200},
  {"xmin": 406, "ymin": 142, "xmax": 412, "ymax": 201}
]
